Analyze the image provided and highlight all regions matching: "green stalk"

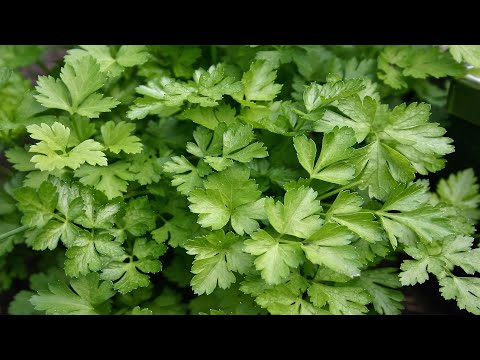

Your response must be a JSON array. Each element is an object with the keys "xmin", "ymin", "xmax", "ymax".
[
  {"xmin": 317, "ymin": 180, "xmax": 362, "ymax": 201},
  {"xmin": 0, "ymin": 225, "xmax": 29, "ymax": 242}
]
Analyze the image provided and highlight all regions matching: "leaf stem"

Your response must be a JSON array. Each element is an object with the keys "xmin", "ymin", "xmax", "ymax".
[
  {"xmin": 278, "ymin": 238, "xmax": 302, "ymax": 245},
  {"xmin": 317, "ymin": 180, "xmax": 362, "ymax": 201},
  {"xmin": 52, "ymin": 213, "xmax": 67, "ymax": 222},
  {"xmin": 52, "ymin": 213, "xmax": 83, "ymax": 231},
  {"xmin": 0, "ymin": 225, "xmax": 30, "ymax": 241},
  {"xmin": 124, "ymin": 190, "xmax": 150, "ymax": 200},
  {"xmin": 158, "ymin": 215, "xmax": 168, "ymax": 223}
]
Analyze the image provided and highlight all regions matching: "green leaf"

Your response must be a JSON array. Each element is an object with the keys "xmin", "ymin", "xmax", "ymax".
[
  {"xmin": 65, "ymin": 231, "xmax": 125, "ymax": 277},
  {"xmin": 67, "ymin": 45, "xmax": 149, "ymax": 77},
  {"xmin": 128, "ymin": 63, "xmax": 241, "ymax": 119},
  {"xmin": 301, "ymin": 78, "xmax": 365, "ymax": 113},
  {"xmin": 381, "ymin": 102, "xmax": 453, "ymax": 175},
  {"xmin": 302, "ymin": 223, "xmax": 361, "ymax": 278},
  {"xmin": 127, "ymin": 151, "xmax": 163, "ymax": 185},
  {"xmin": 193, "ymin": 63, "xmax": 243, "ymax": 103},
  {"xmin": 22, "ymin": 179, "xmax": 83, "ymax": 249},
  {"xmin": 73, "ymin": 187, "xmax": 121, "ymax": 229},
  {"xmin": 236, "ymin": 60, "xmax": 282, "ymax": 103},
  {"xmin": 377, "ymin": 46, "xmax": 465, "ymax": 89},
  {"xmin": 9, "ymin": 290, "xmax": 38, "ymax": 315},
  {"xmin": 116, "ymin": 45, "xmax": 150, "ymax": 67},
  {"xmin": 32, "ymin": 220, "xmax": 70, "ymax": 251},
  {"xmin": 399, "ymin": 235, "xmax": 480, "ymax": 286},
  {"xmin": 255, "ymin": 276, "xmax": 327, "ymax": 315},
  {"xmin": 293, "ymin": 127, "xmax": 356, "ymax": 184},
  {"xmin": 188, "ymin": 166, "xmax": 266, "ymax": 235},
  {"xmin": 379, "ymin": 203, "xmax": 466, "ymax": 244},
  {"xmin": 316, "ymin": 96, "xmax": 453, "ymax": 200},
  {"xmin": 163, "ymin": 156, "xmax": 210, "ymax": 196},
  {"xmin": 378, "ymin": 182, "xmax": 472, "ymax": 247},
  {"xmin": 127, "ymin": 97, "xmax": 181, "ymax": 120},
  {"xmin": 352, "ymin": 268, "xmax": 404, "ymax": 315},
  {"xmin": 179, "ymin": 104, "xmax": 236, "ymax": 130},
  {"xmin": 9, "ymin": 268, "xmax": 67, "ymax": 315},
  {"xmin": 353, "ymin": 141, "xmax": 416, "ymax": 201},
  {"xmin": 30, "ymin": 273, "xmax": 115, "ymax": 315},
  {"xmin": 434, "ymin": 169, "xmax": 480, "ymax": 222},
  {"xmin": 240, "ymin": 101, "xmax": 300, "ymax": 136},
  {"xmin": 439, "ymin": 276, "xmax": 480, "ymax": 315},
  {"xmin": 27, "ymin": 122, "xmax": 107, "ymax": 171},
  {"xmin": 308, "ymin": 283, "xmax": 370, "ymax": 315},
  {"xmin": 188, "ymin": 284, "xmax": 264, "ymax": 315},
  {"xmin": 120, "ymin": 197, "xmax": 157, "ymax": 237},
  {"xmin": 316, "ymin": 95, "xmax": 379, "ymax": 142},
  {"xmin": 449, "ymin": 45, "xmax": 480, "ymax": 67},
  {"xmin": 152, "ymin": 196, "xmax": 202, "ymax": 248},
  {"xmin": 129, "ymin": 306, "xmax": 153, "ymax": 315},
  {"xmin": 439, "ymin": 235, "xmax": 480, "ymax": 274},
  {"xmin": 14, "ymin": 181, "xmax": 58, "ymax": 227},
  {"xmin": 203, "ymin": 123, "xmax": 268, "ymax": 171},
  {"xmin": 35, "ymin": 55, "xmax": 120, "ymax": 117},
  {"xmin": 101, "ymin": 121, "xmax": 143, "ymax": 154},
  {"xmin": 265, "ymin": 185, "xmax": 323, "ymax": 238},
  {"xmin": 185, "ymin": 230, "xmax": 253, "ymax": 295},
  {"xmin": 382, "ymin": 181, "xmax": 430, "ymax": 212},
  {"xmin": 326, "ymin": 191, "xmax": 385, "ymax": 243},
  {"xmin": 74, "ymin": 162, "xmax": 135, "ymax": 199},
  {"xmin": 148, "ymin": 45, "xmax": 202, "ymax": 78},
  {"xmin": 34, "ymin": 76, "xmax": 71, "ymax": 112},
  {"xmin": 147, "ymin": 288, "xmax": 187, "ymax": 315},
  {"xmin": 101, "ymin": 238, "xmax": 166, "ymax": 294},
  {"xmin": 0, "ymin": 45, "xmax": 44, "ymax": 68},
  {"xmin": 5, "ymin": 146, "xmax": 37, "ymax": 172},
  {"xmin": 186, "ymin": 125, "xmax": 222, "ymax": 159},
  {"xmin": 244, "ymin": 230, "xmax": 303, "ymax": 285}
]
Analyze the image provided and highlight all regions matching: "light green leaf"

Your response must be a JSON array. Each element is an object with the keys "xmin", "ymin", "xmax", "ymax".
[
  {"xmin": 244, "ymin": 230, "xmax": 303, "ymax": 285},
  {"xmin": 326, "ymin": 191, "xmax": 385, "ymax": 243},
  {"xmin": 236, "ymin": 60, "xmax": 282, "ymax": 103},
  {"xmin": 302, "ymin": 78, "xmax": 365, "ymax": 113},
  {"xmin": 188, "ymin": 166, "xmax": 266, "ymax": 235},
  {"xmin": 434, "ymin": 168, "xmax": 480, "ymax": 221},
  {"xmin": 439, "ymin": 276, "xmax": 480, "ymax": 315},
  {"xmin": 293, "ymin": 127, "xmax": 356, "ymax": 185},
  {"xmin": 378, "ymin": 46, "xmax": 465, "ymax": 89},
  {"xmin": 399, "ymin": 235, "xmax": 479, "ymax": 286},
  {"xmin": 449, "ymin": 45, "xmax": 480, "ymax": 67},
  {"xmin": 265, "ymin": 185, "xmax": 322, "ymax": 238},
  {"xmin": 302, "ymin": 223, "xmax": 361, "ymax": 278},
  {"xmin": 35, "ymin": 55, "xmax": 119, "ymax": 117},
  {"xmin": 27, "ymin": 122, "xmax": 107, "ymax": 171},
  {"xmin": 101, "ymin": 121, "xmax": 143, "ymax": 154},
  {"xmin": 316, "ymin": 95, "xmax": 453, "ymax": 200}
]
